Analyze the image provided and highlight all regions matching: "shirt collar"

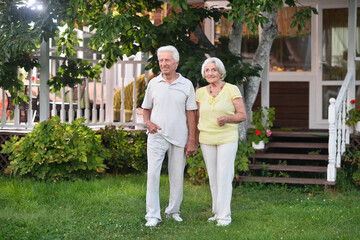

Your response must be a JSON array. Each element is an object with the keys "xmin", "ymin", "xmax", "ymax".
[{"xmin": 156, "ymin": 73, "xmax": 185, "ymax": 85}]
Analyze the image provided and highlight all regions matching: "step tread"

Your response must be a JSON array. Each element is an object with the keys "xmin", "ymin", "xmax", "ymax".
[
  {"xmin": 271, "ymin": 131, "xmax": 328, "ymax": 138},
  {"xmin": 248, "ymin": 164, "xmax": 327, "ymax": 172},
  {"xmin": 267, "ymin": 142, "xmax": 328, "ymax": 149},
  {"xmin": 238, "ymin": 176, "xmax": 335, "ymax": 185},
  {"xmin": 253, "ymin": 153, "xmax": 328, "ymax": 161}
]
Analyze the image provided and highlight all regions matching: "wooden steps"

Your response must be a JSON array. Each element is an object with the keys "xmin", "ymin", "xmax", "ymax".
[
  {"xmin": 238, "ymin": 176, "xmax": 335, "ymax": 185},
  {"xmin": 238, "ymin": 130, "xmax": 334, "ymax": 186},
  {"xmin": 268, "ymin": 142, "xmax": 328, "ymax": 149},
  {"xmin": 253, "ymin": 153, "xmax": 328, "ymax": 161},
  {"xmin": 248, "ymin": 164, "xmax": 327, "ymax": 172}
]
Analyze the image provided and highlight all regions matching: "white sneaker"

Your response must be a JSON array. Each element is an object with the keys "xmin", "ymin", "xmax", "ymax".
[
  {"xmin": 216, "ymin": 220, "xmax": 231, "ymax": 226},
  {"xmin": 207, "ymin": 216, "xmax": 216, "ymax": 222},
  {"xmin": 145, "ymin": 218, "xmax": 159, "ymax": 227},
  {"xmin": 166, "ymin": 213, "xmax": 183, "ymax": 222}
]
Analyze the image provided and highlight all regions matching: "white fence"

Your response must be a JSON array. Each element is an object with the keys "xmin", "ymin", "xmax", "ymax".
[{"xmin": 0, "ymin": 55, "xmax": 150, "ymax": 131}]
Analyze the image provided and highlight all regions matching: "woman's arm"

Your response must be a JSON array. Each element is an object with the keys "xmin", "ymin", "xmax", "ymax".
[{"xmin": 217, "ymin": 97, "xmax": 247, "ymax": 126}]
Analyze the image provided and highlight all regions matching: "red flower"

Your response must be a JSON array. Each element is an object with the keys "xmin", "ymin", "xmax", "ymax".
[
  {"xmin": 350, "ymin": 99, "xmax": 357, "ymax": 104},
  {"xmin": 32, "ymin": 76, "xmax": 35, "ymax": 80},
  {"xmin": 255, "ymin": 129, "xmax": 261, "ymax": 136},
  {"xmin": 357, "ymin": 106, "xmax": 360, "ymax": 110}
]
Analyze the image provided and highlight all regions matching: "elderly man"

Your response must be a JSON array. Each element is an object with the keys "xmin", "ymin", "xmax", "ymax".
[{"xmin": 142, "ymin": 45, "xmax": 198, "ymax": 227}]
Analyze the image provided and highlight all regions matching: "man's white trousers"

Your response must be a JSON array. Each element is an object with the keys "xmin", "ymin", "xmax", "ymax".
[{"xmin": 145, "ymin": 133, "xmax": 186, "ymax": 221}]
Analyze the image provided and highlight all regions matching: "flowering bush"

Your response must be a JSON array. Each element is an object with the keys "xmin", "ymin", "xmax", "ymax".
[
  {"xmin": 247, "ymin": 106, "xmax": 275, "ymax": 144},
  {"xmin": 346, "ymin": 99, "xmax": 360, "ymax": 126}
]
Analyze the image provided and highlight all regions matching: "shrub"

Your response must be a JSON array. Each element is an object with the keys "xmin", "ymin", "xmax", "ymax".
[
  {"xmin": 343, "ymin": 145, "xmax": 360, "ymax": 187},
  {"xmin": 98, "ymin": 126, "xmax": 147, "ymax": 175},
  {"xmin": 186, "ymin": 148, "xmax": 207, "ymax": 185},
  {"xmin": 1, "ymin": 116, "xmax": 108, "ymax": 182}
]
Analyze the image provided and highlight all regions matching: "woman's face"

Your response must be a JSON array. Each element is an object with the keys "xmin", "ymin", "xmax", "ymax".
[{"xmin": 204, "ymin": 62, "xmax": 221, "ymax": 84}]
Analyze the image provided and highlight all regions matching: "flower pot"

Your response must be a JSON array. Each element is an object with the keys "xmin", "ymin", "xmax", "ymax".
[
  {"xmin": 356, "ymin": 121, "xmax": 360, "ymax": 133},
  {"xmin": 252, "ymin": 140, "xmax": 265, "ymax": 150}
]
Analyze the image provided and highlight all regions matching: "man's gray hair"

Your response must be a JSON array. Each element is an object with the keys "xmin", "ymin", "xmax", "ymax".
[
  {"xmin": 157, "ymin": 45, "xmax": 180, "ymax": 62},
  {"xmin": 201, "ymin": 57, "xmax": 226, "ymax": 80}
]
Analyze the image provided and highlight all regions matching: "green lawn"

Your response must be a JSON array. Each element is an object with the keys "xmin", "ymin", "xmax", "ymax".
[{"xmin": 0, "ymin": 175, "xmax": 359, "ymax": 240}]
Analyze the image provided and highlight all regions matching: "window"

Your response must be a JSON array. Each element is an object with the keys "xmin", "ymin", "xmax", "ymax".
[{"xmin": 214, "ymin": 7, "xmax": 311, "ymax": 72}]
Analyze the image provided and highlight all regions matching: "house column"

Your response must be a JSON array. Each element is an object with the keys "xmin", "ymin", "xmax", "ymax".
[
  {"xmin": 349, "ymin": 0, "xmax": 357, "ymax": 103},
  {"xmin": 261, "ymin": 61, "xmax": 270, "ymax": 109},
  {"xmin": 39, "ymin": 40, "xmax": 50, "ymax": 122}
]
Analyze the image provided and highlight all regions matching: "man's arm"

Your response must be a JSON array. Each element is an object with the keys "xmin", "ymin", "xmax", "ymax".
[
  {"xmin": 143, "ymin": 108, "xmax": 161, "ymax": 134},
  {"xmin": 185, "ymin": 109, "xmax": 198, "ymax": 157}
]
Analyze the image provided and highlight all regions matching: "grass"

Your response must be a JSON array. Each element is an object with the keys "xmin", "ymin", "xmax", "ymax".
[{"xmin": 0, "ymin": 175, "xmax": 360, "ymax": 240}]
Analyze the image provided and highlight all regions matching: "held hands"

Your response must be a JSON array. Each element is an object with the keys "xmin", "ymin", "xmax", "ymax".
[
  {"xmin": 185, "ymin": 139, "xmax": 198, "ymax": 158},
  {"xmin": 217, "ymin": 116, "xmax": 228, "ymax": 126},
  {"xmin": 145, "ymin": 121, "xmax": 161, "ymax": 134}
]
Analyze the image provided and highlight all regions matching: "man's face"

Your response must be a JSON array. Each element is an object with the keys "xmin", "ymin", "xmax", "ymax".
[{"xmin": 158, "ymin": 51, "xmax": 178, "ymax": 75}]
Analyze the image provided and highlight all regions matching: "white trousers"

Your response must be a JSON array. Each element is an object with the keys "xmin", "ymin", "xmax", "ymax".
[
  {"xmin": 145, "ymin": 133, "xmax": 186, "ymax": 221},
  {"xmin": 200, "ymin": 141, "xmax": 238, "ymax": 222}
]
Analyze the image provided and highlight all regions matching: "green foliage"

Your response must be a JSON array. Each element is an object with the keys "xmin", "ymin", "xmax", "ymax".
[
  {"xmin": 1, "ymin": 116, "xmax": 108, "ymax": 182},
  {"xmin": 48, "ymin": 59, "xmax": 102, "ymax": 91},
  {"xmin": 343, "ymin": 145, "xmax": 360, "ymax": 187},
  {"xmin": 234, "ymin": 140, "xmax": 252, "ymax": 175},
  {"xmin": 0, "ymin": 0, "xmax": 317, "ymax": 100},
  {"xmin": 247, "ymin": 106, "xmax": 276, "ymax": 144},
  {"xmin": 98, "ymin": 126, "xmax": 147, "ymax": 175},
  {"xmin": 228, "ymin": 0, "xmax": 318, "ymax": 34},
  {"xmin": 186, "ymin": 148, "xmax": 207, "ymax": 185}
]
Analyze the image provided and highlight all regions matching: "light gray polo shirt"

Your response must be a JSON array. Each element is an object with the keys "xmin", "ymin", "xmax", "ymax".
[{"xmin": 141, "ymin": 73, "xmax": 197, "ymax": 147}]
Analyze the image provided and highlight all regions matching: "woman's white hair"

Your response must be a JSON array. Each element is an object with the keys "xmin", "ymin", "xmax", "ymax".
[
  {"xmin": 201, "ymin": 57, "xmax": 226, "ymax": 80},
  {"xmin": 157, "ymin": 45, "xmax": 180, "ymax": 62}
]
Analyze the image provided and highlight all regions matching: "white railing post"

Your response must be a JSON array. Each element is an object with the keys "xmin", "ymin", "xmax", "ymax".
[
  {"xmin": 105, "ymin": 66, "xmax": 114, "ymax": 123},
  {"xmin": 1, "ymin": 90, "xmax": 6, "ymax": 126},
  {"xmin": 39, "ymin": 40, "xmax": 50, "ymax": 122},
  {"xmin": 99, "ymin": 69, "xmax": 105, "ymax": 123},
  {"xmin": 328, "ymin": 98, "xmax": 337, "ymax": 182},
  {"xmin": 84, "ymin": 78, "xmax": 90, "ymax": 124},
  {"xmin": 60, "ymin": 87, "xmax": 66, "ymax": 123},
  {"xmin": 132, "ymin": 59, "xmax": 137, "ymax": 123},
  {"xmin": 120, "ymin": 62, "xmax": 126, "ymax": 123},
  {"xmin": 92, "ymin": 78, "xmax": 97, "ymax": 124}
]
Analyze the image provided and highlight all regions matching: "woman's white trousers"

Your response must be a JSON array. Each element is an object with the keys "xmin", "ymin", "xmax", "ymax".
[{"xmin": 200, "ymin": 141, "xmax": 238, "ymax": 222}]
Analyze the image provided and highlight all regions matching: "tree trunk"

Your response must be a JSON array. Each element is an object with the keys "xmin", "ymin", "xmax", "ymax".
[
  {"xmin": 228, "ymin": 21, "xmax": 247, "ymax": 140},
  {"xmin": 229, "ymin": 21, "xmax": 243, "ymax": 56},
  {"xmin": 241, "ymin": 7, "xmax": 279, "ymax": 140}
]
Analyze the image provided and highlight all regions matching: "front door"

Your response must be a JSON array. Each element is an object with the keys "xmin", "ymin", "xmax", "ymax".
[{"xmin": 313, "ymin": 3, "xmax": 360, "ymax": 129}]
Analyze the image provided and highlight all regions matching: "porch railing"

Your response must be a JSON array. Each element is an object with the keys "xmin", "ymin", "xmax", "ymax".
[
  {"xmin": 0, "ymin": 56, "xmax": 149, "ymax": 131},
  {"xmin": 327, "ymin": 71, "xmax": 352, "ymax": 182}
]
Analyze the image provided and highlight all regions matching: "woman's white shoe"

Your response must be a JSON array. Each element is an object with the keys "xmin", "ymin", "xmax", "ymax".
[{"xmin": 216, "ymin": 220, "xmax": 231, "ymax": 226}]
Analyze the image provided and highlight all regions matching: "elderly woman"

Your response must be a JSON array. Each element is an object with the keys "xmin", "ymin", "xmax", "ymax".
[{"xmin": 195, "ymin": 57, "xmax": 247, "ymax": 226}]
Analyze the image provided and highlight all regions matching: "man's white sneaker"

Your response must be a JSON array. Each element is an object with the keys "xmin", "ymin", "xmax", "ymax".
[
  {"xmin": 216, "ymin": 220, "xmax": 231, "ymax": 227},
  {"xmin": 166, "ymin": 214, "xmax": 183, "ymax": 222},
  {"xmin": 145, "ymin": 218, "xmax": 159, "ymax": 227},
  {"xmin": 207, "ymin": 216, "xmax": 217, "ymax": 222}
]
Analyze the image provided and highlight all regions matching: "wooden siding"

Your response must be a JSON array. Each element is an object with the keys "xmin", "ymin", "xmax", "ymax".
[{"xmin": 254, "ymin": 82, "xmax": 309, "ymax": 129}]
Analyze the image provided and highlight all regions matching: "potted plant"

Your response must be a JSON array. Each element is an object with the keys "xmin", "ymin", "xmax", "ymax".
[
  {"xmin": 247, "ymin": 106, "xmax": 275, "ymax": 150},
  {"xmin": 346, "ymin": 99, "xmax": 360, "ymax": 132}
]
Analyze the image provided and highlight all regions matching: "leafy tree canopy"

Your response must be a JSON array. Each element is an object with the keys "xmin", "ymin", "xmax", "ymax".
[{"xmin": 0, "ymin": 0, "xmax": 317, "ymax": 101}]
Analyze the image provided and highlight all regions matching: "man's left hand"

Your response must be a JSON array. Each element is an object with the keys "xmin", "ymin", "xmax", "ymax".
[{"xmin": 185, "ymin": 139, "xmax": 198, "ymax": 157}]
